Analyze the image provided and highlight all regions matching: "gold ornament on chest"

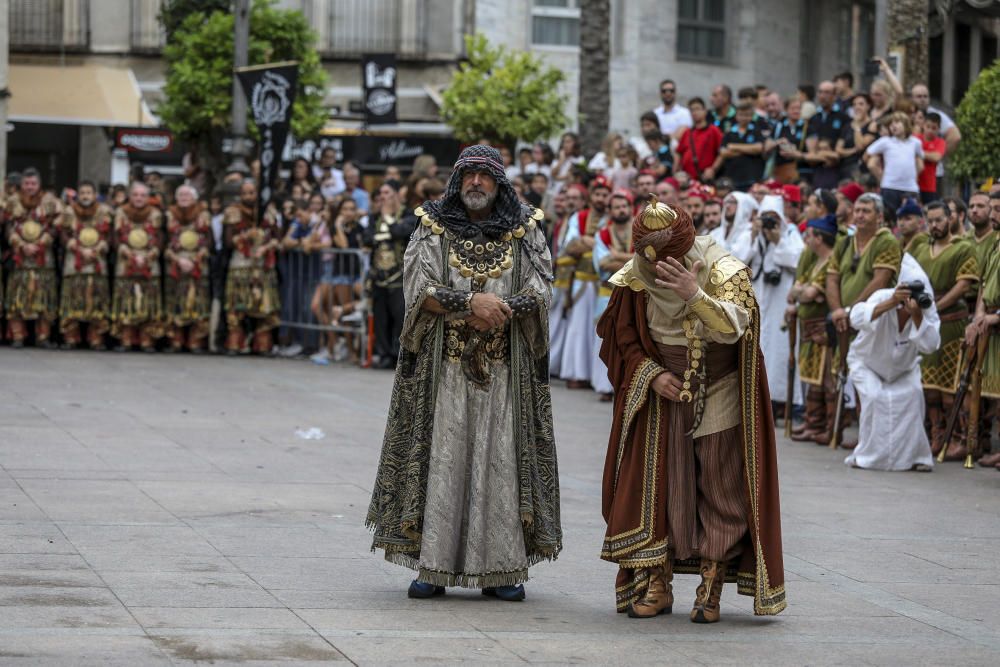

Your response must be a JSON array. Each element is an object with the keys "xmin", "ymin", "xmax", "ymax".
[
  {"xmin": 127, "ymin": 227, "xmax": 150, "ymax": 250},
  {"xmin": 79, "ymin": 227, "xmax": 99, "ymax": 248},
  {"xmin": 179, "ymin": 229, "xmax": 200, "ymax": 251},
  {"xmin": 21, "ymin": 220, "xmax": 42, "ymax": 243},
  {"xmin": 449, "ymin": 236, "xmax": 514, "ymax": 282}
]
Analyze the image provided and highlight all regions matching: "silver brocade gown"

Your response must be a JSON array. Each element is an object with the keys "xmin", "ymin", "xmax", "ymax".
[{"xmin": 401, "ymin": 220, "xmax": 552, "ymax": 588}]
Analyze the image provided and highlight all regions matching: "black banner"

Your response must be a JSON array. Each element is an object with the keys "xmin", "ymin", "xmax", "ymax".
[
  {"xmin": 236, "ymin": 61, "xmax": 299, "ymax": 206},
  {"xmin": 362, "ymin": 54, "xmax": 397, "ymax": 125}
]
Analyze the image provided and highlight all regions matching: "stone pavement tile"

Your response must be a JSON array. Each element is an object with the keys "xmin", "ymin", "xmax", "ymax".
[
  {"xmin": 229, "ymin": 556, "xmax": 400, "ymax": 590},
  {"xmin": 148, "ymin": 629, "xmax": 347, "ymax": 663},
  {"xmin": 485, "ymin": 634, "xmax": 697, "ymax": 665},
  {"xmin": 98, "ymin": 571, "xmax": 281, "ymax": 608},
  {"xmin": 92, "ymin": 443, "xmax": 219, "ymax": 474},
  {"xmin": 0, "ymin": 585, "xmax": 121, "ymax": 608},
  {"xmin": 324, "ymin": 635, "xmax": 521, "ymax": 664},
  {"xmin": 59, "ymin": 522, "xmax": 219, "ymax": 556},
  {"xmin": 130, "ymin": 606, "xmax": 312, "ymax": 631},
  {"xmin": 878, "ymin": 583, "xmax": 1000, "ymax": 628},
  {"xmin": 134, "ymin": 480, "xmax": 366, "ymax": 517},
  {"xmin": 17, "ymin": 479, "xmax": 178, "ymax": 523},
  {"xmin": 844, "ymin": 643, "xmax": 1000, "ymax": 666},
  {"xmin": 0, "ymin": 568, "xmax": 105, "ymax": 589},
  {"xmin": 0, "ymin": 484, "xmax": 48, "ymax": 521},
  {"xmin": 0, "ymin": 439, "xmax": 110, "ymax": 472},
  {"xmin": 0, "ymin": 553, "xmax": 91, "ymax": 571},
  {"xmin": 297, "ymin": 607, "xmax": 483, "ymax": 633},
  {"xmin": 0, "ymin": 522, "xmax": 78, "ymax": 554},
  {"xmin": 83, "ymin": 550, "xmax": 238, "ymax": 575},
  {"xmin": 797, "ymin": 550, "xmax": 971, "ymax": 584},
  {"xmin": 0, "ymin": 604, "xmax": 139, "ymax": 629},
  {"xmin": 665, "ymin": 640, "xmax": 875, "ymax": 666},
  {"xmin": 188, "ymin": 519, "xmax": 358, "ymax": 558},
  {"xmin": 0, "ymin": 634, "xmax": 172, "ymax": 665}
]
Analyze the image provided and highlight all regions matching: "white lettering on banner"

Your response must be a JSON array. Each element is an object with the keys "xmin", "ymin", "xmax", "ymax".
[
  {"xmin": 119, "ymin": 133, "xmax": 171, "ymax": 152},
  {"xmin": 365, "ymin": 62, "xmax": 396, "ymax": 89},
  {"xmin": 366, "ymin": 89, "xmax": 397, "ymax": 116},
  {"xmin": 379, "ymin": 140, "xmax": 424, "ymax": 163},
  {"xmin": 251, "ymin": 71, "xmax": 292, "ymax": 127}
]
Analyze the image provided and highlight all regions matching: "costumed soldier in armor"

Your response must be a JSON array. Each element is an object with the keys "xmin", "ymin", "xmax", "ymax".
[
  {"xmin": 112, "ymin": 182, "xmax": 164, "ymax": 352},
  {"xmin": 59, "ymin": 181, "xmax": 113, "ymax": 349},
  {"xmin": 164, "ymin": 185, "xmax": 212, "ymax": 353},
  {"xmin": 4, "ymin": 167, "xmax": 63, "ymax": 347},
  {"xmin": 363, "ymin": 180, "xmax": 415, "ymax": 369},
  {"xmin": 598, "ymin": 196, "xmax": 785, "ymax": 623},
  {"xmin": 222, "ymin": 180, "xmax": 281, "ymax": 355},
  {"xmin": 366, "ymin": 145, "xmax": 561, "ymax": 601}
]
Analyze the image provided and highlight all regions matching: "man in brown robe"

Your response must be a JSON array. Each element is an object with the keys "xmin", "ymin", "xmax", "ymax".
[{"xmin": 598, "ymin": 197, "xmax": 785, "ymax": 623}]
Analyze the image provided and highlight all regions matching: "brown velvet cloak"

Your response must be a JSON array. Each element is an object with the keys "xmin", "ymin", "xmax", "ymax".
[{"xmin": 597, "ymin": 285, "xmax": 786, "ymax": 615}]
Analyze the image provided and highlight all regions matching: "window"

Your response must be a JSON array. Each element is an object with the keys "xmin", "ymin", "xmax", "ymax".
[
  {"xmin": 677, "ymin": 0, "xmax": 726, "ymax": 61},
  {"xmin": 532, "ymin": 0, "xmax": 580, "ymax": 47}
]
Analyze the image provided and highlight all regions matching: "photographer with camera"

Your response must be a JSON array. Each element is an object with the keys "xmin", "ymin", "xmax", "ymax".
[
  {"xmin": 845, "ymin": 254, "xmax": 940, "ymax": 471},
  {"xmin": 732, "ymin": 195, "xmax": 804, "ymax": 409},
  {"xmin": 910, "ymin": 201, "xmax": 980, "ymax": 459}
]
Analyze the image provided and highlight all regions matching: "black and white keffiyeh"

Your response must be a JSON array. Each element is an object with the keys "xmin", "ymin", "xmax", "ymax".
[{"xmin": 422, "ymin": 145, "xmax": 528, "ymax": 240}]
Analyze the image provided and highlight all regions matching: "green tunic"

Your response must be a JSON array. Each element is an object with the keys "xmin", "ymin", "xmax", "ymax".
[
  {"xmin": 796, "ymin": 255, "xmax": 830, "ymax": 385},
  {"xmin": 828, "ymin": 228, "xmax": 902, "ymax": 308},
  {"xmin": 964, "ymin": 229, "xmax": 996, "ymax": 302},
  {"xmin": 978, "ymin": 240, "xmax": 1000, "ymax": 398},
  {"xmin": 911, "ymin": 238, "xmax": 979, "ymax": 392}
]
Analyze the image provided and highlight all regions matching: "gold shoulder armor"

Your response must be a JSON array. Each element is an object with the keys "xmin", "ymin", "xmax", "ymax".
[
  {"xmin": 708, "ymin": 255, "xmax": 746, "ymax": 292},
  {"xmin": 608, "ymin": 260, "xmax": 646, "ymax": 292}
]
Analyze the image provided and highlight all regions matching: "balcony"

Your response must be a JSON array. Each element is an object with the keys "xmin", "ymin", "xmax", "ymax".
[
  {"xmin": 301, "ymin": 0, "xmax": 428, "ymax": 58},
  {"xmin": 10, "ymin": 0, "xmax": 90, "ymax": 53},
  {"xmin": 131, "ymin": 0, "xmax": 166, "ymax": 52}
]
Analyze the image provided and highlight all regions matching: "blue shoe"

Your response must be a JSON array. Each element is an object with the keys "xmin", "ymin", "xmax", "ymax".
[
  {"xmin": 482, "ymin": 584, "xmax": 525, "ymax": 601},
  {"xmin": 407, "ymin": 580, "xmax": 445, "ymax": 599}
]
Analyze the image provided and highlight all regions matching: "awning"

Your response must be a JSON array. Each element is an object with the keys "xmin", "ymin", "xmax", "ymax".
[{"xmin": 8, "ymin": 63, "xmax": 156, "ymax": 127}]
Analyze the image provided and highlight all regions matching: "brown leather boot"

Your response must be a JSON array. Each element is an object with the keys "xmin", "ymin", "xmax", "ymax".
[
  {"xmin": 627, "ymin": 562, "xmax": 673, "ymax": 618},
  {"xmin": 168, "ymin": 325, "xmax": 185, "ymax": 352},
  {"xmin": 8, "ymin": 318, "xmax": 26, "ymax": 347},
  {"xmin": 252, "ymin": 329, "xmax": 273, "ymax": 355},
  {"xmin": 36, "ymin": 318, "xmax": 52, "ymax": 345},
  {"xmin": 86, "ymin": 323, "xmax": 107, "ymax": 351},
  {"xmin": 690, "ymin": 559, "xmax": 724, "ymax": 624},
  {"xmin": 225, "ymin": 328, "xmax": 245, "ymax": 355},
  {"xmin": 62, "ymin": 321, "xmax": 81, "ymax": 349}
]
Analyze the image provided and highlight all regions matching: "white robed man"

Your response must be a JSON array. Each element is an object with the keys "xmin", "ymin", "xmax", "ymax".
[
  {"xmin": 549, "ymin": 184, "xmax": 586, "ymax": 377},
  {"xmin": 846, "ymin": 254, "xmax": 940, "ymax": 471},
  {"xmin": 558, "ymin": 176, "xmax": 612, "ymax": 388},
  {"xmin": 730, "ymin": 194, "xmax": 804, "ymax": 407},
  {"xmin": 710, "ymin": 191, "xmax": 757, "ymax": 251}
]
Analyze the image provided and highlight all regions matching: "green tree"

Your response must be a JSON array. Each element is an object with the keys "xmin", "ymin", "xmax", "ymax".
[
  {"xmin": 949, "ymin": 58, "xmax": 1000, "ymax": 183},
  {"xmin": 158, "ymin": 0, "xmax": 327, "ymax": 178},
  {"xmin": 441, "ymin": 34, "xmax": 568, "ymax": 150}
]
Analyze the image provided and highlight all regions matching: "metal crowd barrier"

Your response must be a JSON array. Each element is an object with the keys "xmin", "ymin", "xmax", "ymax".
[{"xmin": 278, "ymin": 247, "xmax": 371, "ymax": 366}]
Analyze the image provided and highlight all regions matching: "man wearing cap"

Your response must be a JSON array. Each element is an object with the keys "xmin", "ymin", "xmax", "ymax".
[
  {"xmin": 896, "ymin": 198, "xmax": 929, "ymax": 254},
  {"xmin": 597, "ymin": 198, "xmax": 785, "ymax": 623},
  {"xmin": 911, "ymin": 201, "xmax": 979, "ymax": 458},
  {"xmin": 4, "ymin": 167, "xmax": 63, "ymax": 347},
  {"xmin": 592, "ymin": 189, "xmax": 635, "ymax": 400},
  {"xmin": 788, "ymin": 215, "xmax": 838, "ymax": 443},
  {"xmin": 111, "ymin": 182, "xmax": 164, "ymax": 352},
  {"xmin": 782, "ymin": 185, "xmax": 803, "ymax": 228},
  {"xmin": 366, "ymin": 145, "xmax": 561, "ymax": 602},
  {"xmin": 559, "ymin": 176, "xmax": 611, "ymax": 389},
  {"xmin": 827, "ymin": 194, "xmax": 903, "ymax": 444}
]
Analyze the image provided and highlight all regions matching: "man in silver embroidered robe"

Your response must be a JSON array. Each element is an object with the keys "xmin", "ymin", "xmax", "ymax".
[{"xmin": 366, "ymin": 145, "xmax": 562, "ymax": 602}]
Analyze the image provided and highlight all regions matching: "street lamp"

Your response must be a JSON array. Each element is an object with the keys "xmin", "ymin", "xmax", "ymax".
[{"xmin": 226, "ymin": 0, "xmax": 251, "ymax": 178}]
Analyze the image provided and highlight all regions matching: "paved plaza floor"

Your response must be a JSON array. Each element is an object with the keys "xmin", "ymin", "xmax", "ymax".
[{"xmin": 0, "ymin": 347, "xmax": 999, "ymax": 665}]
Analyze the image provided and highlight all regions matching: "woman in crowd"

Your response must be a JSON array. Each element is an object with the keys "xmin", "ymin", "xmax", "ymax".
[
  {"xmin": 588, "ymin": 132, "xmax": 623, "ymax": 174},
  {"xmin": 290, "ymin": 157, "xmax": 318, "ymax": 196},
  {"xmin": 551, "ymin": 132, "xmax": 582, "ymax": 190},
  {"xmin": 838, "ymin": 93, "xmax": 878, "ymax": 180}
]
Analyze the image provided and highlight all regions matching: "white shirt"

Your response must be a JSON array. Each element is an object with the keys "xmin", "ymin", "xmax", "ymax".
[
  {"xmin": 848, "ymin": 256, "xmax": 940, "ymax": 384},
  {"xmin": 865, "ymin": 136, "xmax": 924, "ymax": 193},
  {"xmin": 312, "ymin": 165, "xmax": 346, "ymax": 199},
  {"xmin": 654, "ymin": 104, "xmax": 693, "ymax": 137}
]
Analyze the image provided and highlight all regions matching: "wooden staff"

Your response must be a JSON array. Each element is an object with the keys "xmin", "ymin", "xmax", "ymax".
[
  {"xmin": 784, "ymin": 313, "xmax": 798, "ymax": 437},
  {"xmin": 965, "ymin": 333, "xmax": 990, "ymax": 469},
  {"xmin": 939, "ymin": 341, "xmax": 978, "ymax": 461},
  {"xmin": 829, "ymin": 328, "xmax": 850, "ymax": 450}
]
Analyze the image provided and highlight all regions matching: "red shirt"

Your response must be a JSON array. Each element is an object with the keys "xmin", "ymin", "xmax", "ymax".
[
  {"xmin": 676, "ymin": 124, "xmax": 724, "ymax": 180},
  {"xmin": 916, "ymin": 134, "xmax": 946, "ymax": 193}
]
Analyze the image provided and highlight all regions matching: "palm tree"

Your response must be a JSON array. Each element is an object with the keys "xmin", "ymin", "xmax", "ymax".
[{"xmin": 577, "ymin": 0, "xmax": 610, "ymax": 157}]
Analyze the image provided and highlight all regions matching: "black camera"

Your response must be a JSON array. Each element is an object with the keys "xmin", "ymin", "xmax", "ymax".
[
  {"xmin": 761, "ymin": 213, "xmax": 781, "ymax": 230},
  {"xmin": 904, "ymin": 280, "xmax": 933, "ymax": 309},
  {"xmin": 764, "ymin": 270, "xmax": 782, "ymax": 286}
]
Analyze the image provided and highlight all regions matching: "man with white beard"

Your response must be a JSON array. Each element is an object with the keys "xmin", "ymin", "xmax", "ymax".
[
  {"xmin": 711, "ymin": 191, "xmax": 757, "ymax": 251},
  {"xmin": 559, "ymin": 177, "xmax": 611, "ymax": 388},
  {"xmin": 731, "ymin": 195, "xmax": 804, "ymax": 408},
  {"xmin": 845, "ymin": 254, "xmax": 940, "ymax": 471}
]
